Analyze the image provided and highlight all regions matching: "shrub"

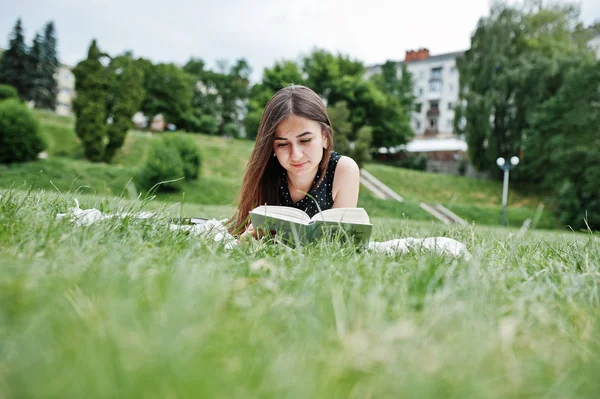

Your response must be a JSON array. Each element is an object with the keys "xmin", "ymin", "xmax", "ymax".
[
  {"xmin": 0, "ymin": 84, "xmax": 19, "ymax": 102},
  {"xmin": 162, "ymin": 133, "xmax": 202, "ymax": 180},
  {"xmin": 136, "ymin": 140, "xmax": 185, "ymax": 191},
  {"xmin": 0, "ymin": 99, "xmax": 47, "ymax": 164},
  {"xmin": 222, "ymin": 122, "xmax": 241, "ymax": 139},
  {"xmin": 198, "ymin": 115, "xmax": 219, "ymax": 135}
]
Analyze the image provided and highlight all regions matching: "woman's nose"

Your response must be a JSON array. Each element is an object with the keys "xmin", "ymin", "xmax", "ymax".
[{"xmin": 291, "ymin": 144, "xmax": 303, "ymax": 161}]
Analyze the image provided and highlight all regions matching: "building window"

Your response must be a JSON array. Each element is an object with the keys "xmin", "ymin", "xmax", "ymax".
[
  {"xmin": 449, "ymin": 84, "xmax": 454, "ymax": 92},
  {"xmin": 450, "ymin": 65, "xmax": 456, "ymax": 73},
  {"xmin": 415, "ymin": 120, "xmax": 421, "ymax": 130},
  {"xmin": 419, "ymin": 70, "xmax": 425, "ymax": 79},
  {"xmin": 429, "ymin": 80, "xmax": 442, "ymax": 93},
  {"xmin": 415, "ymin": 103, "xmax": 422, "ymax": 113},
  {"xmin": 429, "ymin": 118, "xmax": 438, "ymax": 129},
  {"xmin": 447, "ymin": 119, "xmax": 453, "ymax": 128},
  {"xmin": 418, "ymin": 87, "xmax": 423, "ymax": 96},
  {"xmin": 448, "ymin": 102, "xmax": 453, "ymax": 110},
  {"xmin": 431, "ymin": 67, "xmax": 442, "ymax": 79}
]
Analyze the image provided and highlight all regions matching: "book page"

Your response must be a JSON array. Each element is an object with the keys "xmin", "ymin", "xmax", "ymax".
[
  {"xmin": 250, "ymin": 205, "xmax": 311, "ymax": 225},
  {"xmin": 309, "ymin": 208, "xmax": 370, "ymax": 225}
]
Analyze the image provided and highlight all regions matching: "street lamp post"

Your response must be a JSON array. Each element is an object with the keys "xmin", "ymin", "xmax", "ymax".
[{"xmin": 496, "ymin": 156, "xmax": 520, "ymax": 226}]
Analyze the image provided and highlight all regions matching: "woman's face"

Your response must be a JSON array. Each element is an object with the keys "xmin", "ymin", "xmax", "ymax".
[{"xmin": 273, "ymin": 115, "xmax": 327, "ymax": 179}]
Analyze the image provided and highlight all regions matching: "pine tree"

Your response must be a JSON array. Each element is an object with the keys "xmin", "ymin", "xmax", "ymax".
[
  {"xmin": 37, "ymin": 21, "xmax": 59, "ymax": 110},
  {"xmin": 0, "ymin": 19, "xmax": 33, "ymax": 100},
  {"xmin": 28, "ymin": 33, "xmax": 44, "ymax": 105}
]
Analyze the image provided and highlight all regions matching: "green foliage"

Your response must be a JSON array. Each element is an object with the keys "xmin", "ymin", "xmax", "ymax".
[
  {"xmin": 244, "ymin": 60, "xmax": 306, "ymax": 140},
  {"xmin": 72, "ymin": 40, "xmax": 110, "ymax": 162},
  {"xmin": 222, "ymin": 122, "xmax": 241, "ymax": 139},
  {"xmin": 0, "ymin": 99, "xmax": 46, "ymax": 163},
  {"xmin": 0, "ymin": 19, "xmax": 32, "ymax": 100},
  {"xmin": 35, "ymin": 22, "xmax": 59, "ymax": 110},
  {"xmin": 525, "ymin": 61, "xmax": 600, "ymax": 229},
  {"xmin": 197, "ymin": 114, "xmax": 219, "ymax": 135},
  {"xmin": 141, "ymin": 63, "xmax": 194, "ymax": 127},
  {"xmin": 136, "ymin": 139, "xmax": 185, "ymax": 191},
  {"xmin": 328, "ymin": 101, "xmax": 352, "ymax": 155},
  {"xmin": 327, "ymin": 101, "xmax": 373, "ymax": 167},
  {"xmin": 161, "ymin": 133, "xmax": 202, "ymax": 180},
  {"xmin": 456, "ymin": 3, "xmax": 593, "ymax": 177},
  {"xmin": 329, "ymin": 75, "xmax": 410, "ymax": 148},
  {"xmin": 0, "ymin": 84, "xmax": 19, "ymax": 101},
  {"xmin": 184, "ymin": 58, "xmax": 251, "ymax": 133},
  {"xmin": 104, "ymin": 54, "xmax": 145, "ymax": 162},
  {"xmin": 27, "ymin": 33, "xmax": 44, "ymax": 104},
  {"xmin": 352, "ymin": 125, "xmax": 373, "ymax": 168}
]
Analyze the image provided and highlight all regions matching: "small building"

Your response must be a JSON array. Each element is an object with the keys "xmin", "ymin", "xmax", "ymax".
[{"xmin": 366, "ymin": 48, "xmax": 464, "ymax": 138}]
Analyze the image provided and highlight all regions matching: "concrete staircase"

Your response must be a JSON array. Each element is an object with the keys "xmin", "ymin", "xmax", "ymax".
[{"xmin": 360, "ymin": 168, "xmax": 468, "ymax": 226}]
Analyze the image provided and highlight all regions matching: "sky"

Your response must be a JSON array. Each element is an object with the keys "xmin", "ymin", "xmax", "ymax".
[{"xmin": 1, "ymin": 0, "xmax": 599, "ymax": 81}]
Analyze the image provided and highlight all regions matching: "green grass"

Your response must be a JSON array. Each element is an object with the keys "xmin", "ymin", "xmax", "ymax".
[{"xmin": 1, "ymin": 188, "xmax": 599, "ymax": 398}]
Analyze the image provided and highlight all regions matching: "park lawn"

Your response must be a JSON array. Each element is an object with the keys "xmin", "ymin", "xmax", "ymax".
[{"xmin": 1, "ymin": 189, "xmax": 598, "ymax": 398}]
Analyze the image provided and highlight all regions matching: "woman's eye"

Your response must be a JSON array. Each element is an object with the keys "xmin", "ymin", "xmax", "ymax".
[
  {"xmin": 300, "ymin": 138, "xmax": 312, "ymax": 143},
  {"xmin": 277, "ymin": 143, "xmax": 289, "ymax": 148}
]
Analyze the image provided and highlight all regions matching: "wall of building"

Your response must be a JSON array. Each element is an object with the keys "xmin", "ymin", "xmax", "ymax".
[
  {"xmin": 401, "ymin": 52, "xmax": 462, "ymax": 137},
  {"xmin": 55, "ymin": 64, "xmax": 75, "ymax": 115}
]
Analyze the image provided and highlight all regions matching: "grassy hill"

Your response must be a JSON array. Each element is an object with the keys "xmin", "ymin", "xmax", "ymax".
[
  {"xmin": 0, "ymin": 110, "xmax": 558, "ymax": 229},
  {"xmin": 364, "ymin": 164, "xmax": 557, "ymax": 229}
]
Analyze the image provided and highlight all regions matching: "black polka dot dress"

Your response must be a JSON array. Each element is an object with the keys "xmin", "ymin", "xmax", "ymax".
[{"xmin": 278, "ymin": 152, "xmax": 342, "ymax": 218}]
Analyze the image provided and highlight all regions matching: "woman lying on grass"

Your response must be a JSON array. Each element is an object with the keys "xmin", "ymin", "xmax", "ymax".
[{"xmin": 228, "ymin": 85, "xmax": 361, "ymax": 239}]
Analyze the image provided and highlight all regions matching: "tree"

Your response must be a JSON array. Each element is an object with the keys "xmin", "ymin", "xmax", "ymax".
[
  {"xmin": 72, "ymin": 40, "xmax": 110, "ymax": 161},
  {"xmin": 329, "ymin": 75, "xmax": 409, "ymax": 149},
  {"xmin": 0, "ymin": 19, "xmax": 33, "ymax": 100},
  {"xmin": 327, "ymin": 101, "xmax": 373, "ymax": 167},
  {"xmin": 327, "ymin": 101, "xmax": 352, "ymax": 155},
  {"xmin": 244, "ymin": 60, "xmax": 304, "ymax": 139},
  {"xmin": 524, "ymin": 61, "xmax": 600, "ymax": 229},
  {"xmin": 36, "ymin": 21, "xmax": 59, "ymax": 110},
  {"xmin": 455, "ymin": 2, "xmax": 592, "ymax": 177},
  {"xmin": 27, "ymin": 33, "xmax": 44, "ymax": 104},
  {"xmin": 141, "ymin": 63, "xmax": 194, "ymax": 127},
  {"xmin": 104, "ymin": 54, "xmax": 145, "ymax": 162}
]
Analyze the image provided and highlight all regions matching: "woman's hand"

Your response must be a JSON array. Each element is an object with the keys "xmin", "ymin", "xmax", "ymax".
[
  {"xmin": 239, "ymin": 223, "xmax": 259, "ymax": 241},
  {"xmin": 239, "ymin": 223, "xmax": 275, "ymax": 242}
]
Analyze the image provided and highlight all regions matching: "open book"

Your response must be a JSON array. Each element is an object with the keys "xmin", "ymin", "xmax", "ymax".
[{"xmin": 249, "ymin": 205, "xmax": 372, "ymax": 247}]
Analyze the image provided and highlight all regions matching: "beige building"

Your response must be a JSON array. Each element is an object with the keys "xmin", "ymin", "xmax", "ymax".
[{"xmin": 55, "ymin": 64, "xmax": 75, "ymax": 115}]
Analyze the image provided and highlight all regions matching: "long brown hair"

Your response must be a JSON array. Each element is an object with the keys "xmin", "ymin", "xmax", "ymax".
[{"xmin": 228, "ymin": 85, "xmax": 334, "ymax": 235}]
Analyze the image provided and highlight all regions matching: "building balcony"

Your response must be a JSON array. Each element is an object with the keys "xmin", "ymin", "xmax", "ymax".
[{"xmin": 426, "ymin": 107, "xmax": 440, "ymax": 117}]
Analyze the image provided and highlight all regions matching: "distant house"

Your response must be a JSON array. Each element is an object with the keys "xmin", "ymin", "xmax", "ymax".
[
  {"xmin": 55, "ymin": 64, "xmax": 75, "ymax": 116},
  {"xmin": 366, "ymin": 48, "xmax": 464, "ymax": 139}
]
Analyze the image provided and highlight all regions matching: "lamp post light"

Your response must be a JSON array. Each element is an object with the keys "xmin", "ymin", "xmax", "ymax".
[{"xmin": 496, "ymin": 156, "xmax": 520, "ymax": 226}]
